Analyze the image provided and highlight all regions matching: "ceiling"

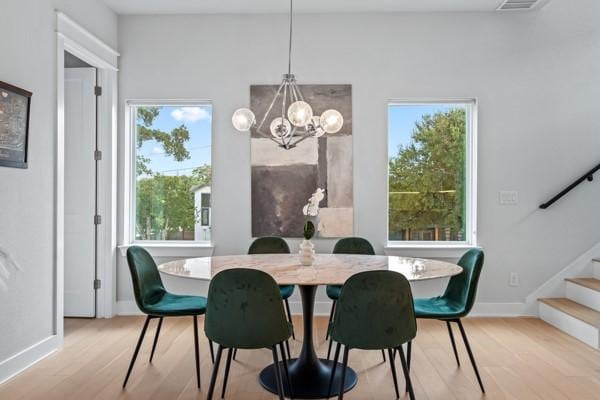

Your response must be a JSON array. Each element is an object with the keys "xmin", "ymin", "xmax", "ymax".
[{"xmin": 101, "ymin": 0, "xmax": 542, "ymax": 15}]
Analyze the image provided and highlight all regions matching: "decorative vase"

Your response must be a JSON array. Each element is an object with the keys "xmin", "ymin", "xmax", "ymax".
[{"xmin": 299, "ymin": 239, "xmax": 316, "ymax": 266}]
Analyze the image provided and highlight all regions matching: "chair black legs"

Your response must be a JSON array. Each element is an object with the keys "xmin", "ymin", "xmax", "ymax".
[
  {"xmin": 208, "ymin": 343, "xmax": 290, "ymax": 400},
  {"xmin": 388, "ymin": 348, "xmax": 400, "ymax": 399},
  {"xmin": 456, "ymin": 319, "xmax": 485, "ymax": 393},
  {"xmin": 327, "ymin": 342, "xmax": 342, "ymax": 398},
  {"xmin": 338, "ymin": 346, "xmax": 350, "ymax": 400},
  {"xmin": 193, "ymin": 316, "xmax": 201, "ymax": 389},
  {"xmin": 327, "ymin": 337, "xmax": 334, "ymax": 360},
  {"xmin": 125, "ymin": 315, "xmax": 208, "ymax": 390},
  {"xmin": 396, "ymin": 346, "xmax": 415, "ymax": 400},
  {"xmin": 446, "ymin": 321, "xmax": 460, "ymax": 366},
  {"xmin": 328, "ymin": 339, "xmax": 384, "ymax": 364},
  {"xmin": 406, "ymin": 320, "xmax": 484, "ymax": 394},
  {"xmin": 123, "ymin": 315, "xmax": 152, "ymax": 388},
  {"xmin": 207, "ymin": 345, "xmax": 224, "ymax": 400},
  {"xmin": 326, "ymin": 300, "xmax": 336, "ymax": 340},
  {"xmin": 209, "ymin": 339, "xmax": 215, "ymax": 364},
  {"xmin": 284, "ymin": 299, "xmax": 296, "ymax": 340},
  {"xmin": 272, "ymin": 346, "xmax": 285, "ymax": 400},
  {"xmin": 149, "ymin": 317, "xmax": 163, "ymax": 363},
  {"xmin": 404, "ymin": 341, "xmax": 412, "ymax": 395},
  {"xmin": 279, "ymin": 342, "xmax": 293, "ymax": 399},
  {"xmin": 221, "ymin": 348, "xmax": 234, "ymax": 398},
  {"xmin": 328, "ymin": 345, "xmax": 407, "ymax": 399},
  {"xmin": 232, "ymin": 340, "xmax": 290, "ymax": 364}
]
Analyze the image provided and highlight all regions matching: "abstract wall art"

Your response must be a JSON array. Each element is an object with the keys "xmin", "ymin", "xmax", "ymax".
[
  {"xmin": 0, "ymin": 81, "xmax": 31, "ymax": 169},
  {"xmin": 250, "ymin": 84, "xmax": 353, "ymax": 238}
]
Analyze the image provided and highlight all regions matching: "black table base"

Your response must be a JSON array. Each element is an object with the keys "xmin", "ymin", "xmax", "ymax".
[{"xmin": 258, "ymin": 285, "xmax": 358, "ymax": 398}]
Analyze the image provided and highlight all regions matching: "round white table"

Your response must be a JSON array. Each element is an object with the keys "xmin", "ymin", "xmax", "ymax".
[{"xmin": 159, "ymin": 254, "xmax": 462, "ymax": 399}]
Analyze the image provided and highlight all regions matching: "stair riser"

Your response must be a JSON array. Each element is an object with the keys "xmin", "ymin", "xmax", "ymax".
[
  {"xmin": 566, "ymin": 282, "xmax": 600, "ymax": 312},
  {"xmin": 539, "ymin": 303, "xmax": 599, "ymax": 349},
  {"xmin": 594, "ymin": 260, "xmax": 600, "ymax": 279}
]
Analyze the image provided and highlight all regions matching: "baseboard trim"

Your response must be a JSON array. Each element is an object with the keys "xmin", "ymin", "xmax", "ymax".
[
  {"xmin": 0, "ymin": 335, "xmax": 60, "ymax": 385},
  {"xmin": 116, "ymin": 300, "xmax": 529, "ymax": 317},
  {"xmin": 469, "ymin": 302, "xmax": 530, "ymax": 317}
]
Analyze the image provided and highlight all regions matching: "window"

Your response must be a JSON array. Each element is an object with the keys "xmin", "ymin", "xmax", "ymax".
[
  {"xmin": 388, "ymin": 100, "xmax": 476, "ymax": 245},
  {"xmin": 129, "ymin": 102, "xmax": 212, "ymax": 242}
]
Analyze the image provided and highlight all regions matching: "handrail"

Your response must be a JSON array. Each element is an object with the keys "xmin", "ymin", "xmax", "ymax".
[{"xmin": 539, "ymin": 162, "xmax": 600, "ymax": 209}]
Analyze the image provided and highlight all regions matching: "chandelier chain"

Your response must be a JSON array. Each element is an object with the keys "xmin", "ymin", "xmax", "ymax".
[{"xmin": 288, "ymin": 0, "xmax": 293, "ymax": 76}]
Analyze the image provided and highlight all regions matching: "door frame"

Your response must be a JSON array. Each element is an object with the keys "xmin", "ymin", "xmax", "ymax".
[{"xmin": 56, "ymin": 12, "xmax": 119, "ymax": 343}]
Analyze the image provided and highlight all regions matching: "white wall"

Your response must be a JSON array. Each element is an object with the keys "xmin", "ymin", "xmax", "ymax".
[
  {"xmin": 0, "ymin": 0, "xmax": 117, "ymax": 369},
  {"xmin": 117, "ymin": 0, "xmax": 600, "ymax": 309}
]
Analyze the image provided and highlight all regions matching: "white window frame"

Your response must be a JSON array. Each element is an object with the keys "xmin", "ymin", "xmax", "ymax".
[
  {"xmin": 122, "ymin": 100, "xmax": 214, "ymax": 256},
  {"xmin": 385, "ymin": 98, "xmax": 478, "ymax": 257}
]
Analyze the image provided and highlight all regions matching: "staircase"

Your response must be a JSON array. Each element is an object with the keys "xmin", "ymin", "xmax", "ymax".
[{"xmin": 538, "ymin": 259, "xmax": 600, "ymax": 348}]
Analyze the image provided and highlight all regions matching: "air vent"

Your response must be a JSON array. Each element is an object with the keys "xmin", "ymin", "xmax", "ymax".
[{"xmin": 497, "ymin": 0, "xmax": 548, "ymax": 11}]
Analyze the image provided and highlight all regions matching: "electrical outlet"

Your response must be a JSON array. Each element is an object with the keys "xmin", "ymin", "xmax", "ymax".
[
  {"xmin": 499, "ymin": 191, "xmax": 519, "ymax": 205},
  {"xmin": 509, "ymin": 272, "xmax": 520, "ymax": 287}
]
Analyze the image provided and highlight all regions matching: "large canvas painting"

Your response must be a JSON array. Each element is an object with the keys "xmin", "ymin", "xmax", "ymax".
[
  {"xmin": 251, "ymin": 84, "xmax": 353, "ymax": 238},
  {"xmin": 0, "ymin": 81, "xmax": 31, "ymax": 169}
]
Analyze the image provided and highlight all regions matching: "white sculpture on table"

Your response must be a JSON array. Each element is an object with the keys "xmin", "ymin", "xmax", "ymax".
[{"xmin": 300, "ymin": 188, "xmax": 325, "ymax": 266}]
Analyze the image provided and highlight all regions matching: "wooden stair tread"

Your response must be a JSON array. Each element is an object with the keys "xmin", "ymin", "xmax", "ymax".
[
  {"xmin": 539, "ymin": 298, "xmax": 600, "ymax": 328},
  {"xmin": 565, "ymin": 277, "xmax": 600, "ymax": 292}
]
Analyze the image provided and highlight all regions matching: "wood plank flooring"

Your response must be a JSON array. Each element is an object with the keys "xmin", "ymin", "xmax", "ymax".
[{"xmin": 1, "ymin": 316, "xmax": 599, "ymax": 399}]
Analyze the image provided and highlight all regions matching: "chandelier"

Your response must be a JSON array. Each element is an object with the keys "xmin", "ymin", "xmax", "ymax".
[{"xmin": 231, "ymin": 0, "xmax": 344, "ymax": 149}]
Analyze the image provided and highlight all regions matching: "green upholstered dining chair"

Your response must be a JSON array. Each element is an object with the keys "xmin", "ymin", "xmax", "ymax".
[
  {"xmin": 325, "ymin": 237, "xmax": 386, "ymax": 361},
  {"xmin": 205, "ymin": 268, "xmax": 293, "ymax": 400},
  {"xmin": 328, "ymin": 271, "xmax": 417, "ymax": 400},
  {"xmin": 409, "ymin": 248, "xmax": 485, "ymax": 393},
  {"xmin": 123, "ymin": 246, "xmax": 214, "ymax": 389},
  {"xmin": 248, "ymin": 237, "xmax": 296, "ymax": 340}
]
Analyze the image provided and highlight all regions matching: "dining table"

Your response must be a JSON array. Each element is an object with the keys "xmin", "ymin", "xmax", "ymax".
[{"xmin": 158, "ymin": 253, "xmax": 462, "ymax": 399}]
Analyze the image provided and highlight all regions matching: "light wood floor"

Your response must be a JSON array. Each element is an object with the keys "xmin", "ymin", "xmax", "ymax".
[{"xmin": 1, "ymin": 316, "xmax": 600, "ymax": 400}]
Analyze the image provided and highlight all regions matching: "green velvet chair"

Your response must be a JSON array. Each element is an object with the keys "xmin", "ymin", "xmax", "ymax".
[
  {"xmin": 205, "ymin": 268, "xmax": 292, "ymax": 400},
  {"xmin": 326, "ymin": 237, "xmax": 385, "ymax": 362},
  {"xmin": 328, "ymin": 271, "xmax": 417, "ymax": 400},
  {"xmin": 123, "ymin": 246, "xmax": 214, "ymax": 389},
  {"xmin": 409, "ymin": 248, "xmax": 485, "ymax": 393},
  {"xmin": 248, "ymin": 237, "xmax": 296, "ymax": 340}
]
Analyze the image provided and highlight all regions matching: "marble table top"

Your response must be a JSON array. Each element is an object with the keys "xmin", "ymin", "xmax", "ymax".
[{"xmin": 158, "ymin": 254, "xmax": 462, "ymax": 285}]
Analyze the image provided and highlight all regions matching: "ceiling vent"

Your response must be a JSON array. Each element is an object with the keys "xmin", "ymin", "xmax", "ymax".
[{"xmin": 497, "ymin": 0, "xmax": 549, "ymax": 11}]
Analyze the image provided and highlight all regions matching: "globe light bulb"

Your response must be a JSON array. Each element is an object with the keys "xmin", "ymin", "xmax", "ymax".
[
  {"xmin": 309, "ymin": 116, "xmax": 325, "ymax": 137},
  {"xmin": 270, "ymin": 117, "xmax": 292, "ymax": 138},
  {"xmin": 320, "ymin": 109, "xmax": 344, "ymax": 134},
  {"xmin": 287, "ymin": 101, "xmax": 313, "ymax": 127},
  {"xmin": 232, "ymin": 108, "xmax": 255, "ymax": 132}
]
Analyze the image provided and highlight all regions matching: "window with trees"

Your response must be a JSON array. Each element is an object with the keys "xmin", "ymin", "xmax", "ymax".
[
  {"xmin": 130, "ymin": 102, "xmax": 212, "ymax": 242},
  {"xmin": 388, "ymin": 101, "xmax": 476, "ymax": 244}
]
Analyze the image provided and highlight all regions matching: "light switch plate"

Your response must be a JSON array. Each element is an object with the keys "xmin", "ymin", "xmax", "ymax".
[
  {"xmin": 509, "ymin": 272, "xmax": 520, "ymax": 287},
  {"xmin": 499, "ymin": 191, "xmax": 519, "ymax": 205}
]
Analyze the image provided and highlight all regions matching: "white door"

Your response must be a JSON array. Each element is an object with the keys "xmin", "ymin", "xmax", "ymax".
[{"xmin": 64, "ymin": 67, "xmax": 97, "ymax": 317}]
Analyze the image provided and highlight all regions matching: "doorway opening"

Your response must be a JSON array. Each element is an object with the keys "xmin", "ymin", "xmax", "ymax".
[
  {"xmin": 63, "ymin": 51, "xmax": 99, "ymax": 318},
  {"xmin": 56, "ymin": 12, "xmax": 120, "ymax": 343}
]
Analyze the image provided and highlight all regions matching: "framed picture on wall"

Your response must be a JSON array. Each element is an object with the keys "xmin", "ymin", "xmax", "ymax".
[{"xmin": 0, "ymin": 81, "xmax": 32, "ymax": 169}]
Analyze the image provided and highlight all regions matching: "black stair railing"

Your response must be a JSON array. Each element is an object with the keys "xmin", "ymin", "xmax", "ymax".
[{"xmin": 540, "ymin": 162, "xmax": 600, "ymax": 209}]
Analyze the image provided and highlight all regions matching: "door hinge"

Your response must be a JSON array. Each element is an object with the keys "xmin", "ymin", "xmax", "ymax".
[
  {"xmin": 94, "ymin": 215, "xmax": 102, "ymax": 225},
  {"xmin": 94, "ymin": 86, "xmax": 102, "ymax": 96},
  {"xmin": 94, "ymin": 279, "xmax": 101, "ymax": 290},
  {"xmin": 94, "ymin": 150, "xmax": 102, "ymax": 161}
]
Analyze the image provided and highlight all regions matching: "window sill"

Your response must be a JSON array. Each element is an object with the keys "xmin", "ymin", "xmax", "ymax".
[
  {"xmin": 384, "ymin": 243, "xmax": 478, "ymax": 259},
  {"xmin": 118, "ymin": 242, "xmax": 214, "ymax": 258}
]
